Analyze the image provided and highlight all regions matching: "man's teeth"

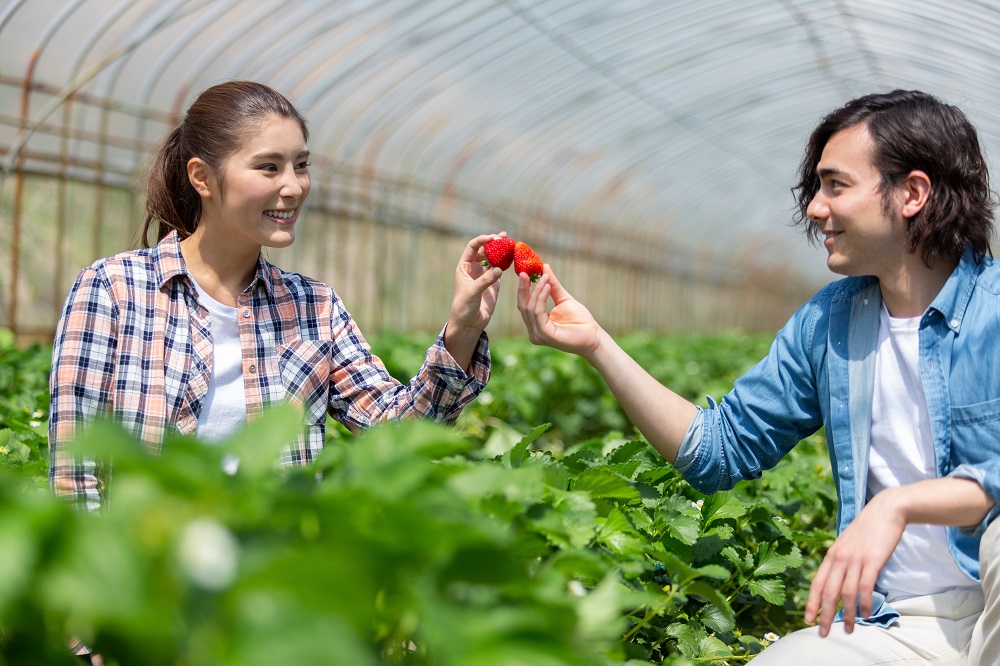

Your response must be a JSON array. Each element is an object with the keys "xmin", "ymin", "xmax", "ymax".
[{"xmin": 265, "ymin": 210, "xmax": 294, "ymax": 219}]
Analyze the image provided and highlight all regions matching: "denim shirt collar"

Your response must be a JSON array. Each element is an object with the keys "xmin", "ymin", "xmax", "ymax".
[{"xmin": 926, "ymin": 246, "xmax": 981, "ymax": 334}]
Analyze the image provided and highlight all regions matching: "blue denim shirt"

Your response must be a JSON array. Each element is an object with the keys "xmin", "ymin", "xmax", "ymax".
[{"xmin": 675, "ymin": 247, "xmax": 1000, "ymax": 626}]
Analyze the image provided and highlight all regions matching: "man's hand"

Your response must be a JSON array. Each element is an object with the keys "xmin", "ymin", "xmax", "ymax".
[
  {"xmin": 804, "ymin": 490, "xmax": 906, "ymax": 636},
  {"xmin": 517, "ymin": 265, "xmax": 602, "ymax": 359},
  {"xmin": 805, "ymin": 477, "xmax": 994, "ymax": 637}
]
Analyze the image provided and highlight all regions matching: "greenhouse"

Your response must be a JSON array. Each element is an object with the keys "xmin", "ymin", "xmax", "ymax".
[
  {"xmin": 6, "ymin": 0, "xmax": 999, "ymax": 342},
  {"xmin": 3, "ymin": 0, "xmax": 1000, "ymax": 664}
]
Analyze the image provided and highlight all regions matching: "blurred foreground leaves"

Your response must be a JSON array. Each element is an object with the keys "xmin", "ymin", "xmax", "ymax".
[{"xmin": 0, "ymin": 330, "xmax": 836, "ymax": 664}]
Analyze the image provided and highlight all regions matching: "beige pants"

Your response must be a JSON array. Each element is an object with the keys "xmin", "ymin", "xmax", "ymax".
[{"xmin": 751, "ymin": 517, "xmax": 1000, "ymax": 665}]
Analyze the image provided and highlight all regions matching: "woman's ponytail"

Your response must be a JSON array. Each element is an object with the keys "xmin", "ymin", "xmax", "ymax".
[{"xmin": 141, "ymin": 124, "xmax": 202, "ymax": 246}]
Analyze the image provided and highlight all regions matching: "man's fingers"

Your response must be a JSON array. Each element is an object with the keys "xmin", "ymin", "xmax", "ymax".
[
  {"xmin": 805, "ymin": 555, "xmax": 848, "ymax": 637},
  {"xmin": 857, "ymin": 565, "xmax": 880, "ymax": 621},
  {"xmin": 838, "ymin": 564, "xmax": 863, "ymax": 635},
  {"xmin": 804, "ymin": 560, "xmax": 830, "ymax": 624}
]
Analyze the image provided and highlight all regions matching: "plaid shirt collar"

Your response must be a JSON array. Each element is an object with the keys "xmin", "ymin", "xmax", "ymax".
[{"xmin": 152, "ymin": 230, "xmax": 277, "ymax": 298}]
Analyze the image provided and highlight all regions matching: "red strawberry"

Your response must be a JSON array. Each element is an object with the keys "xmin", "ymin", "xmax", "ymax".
[
  {"xmin": 514, "ymin": 241, "xmax": 544, "ymax": 282},
  {"xmin": 481, "ymin": 237, "xmax": 515, "ymax": 271}
]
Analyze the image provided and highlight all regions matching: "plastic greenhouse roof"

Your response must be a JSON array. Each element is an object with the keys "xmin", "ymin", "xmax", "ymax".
[{"xmin": 3, "ymin": 0, "xmax": 1000, "ymax": 288}]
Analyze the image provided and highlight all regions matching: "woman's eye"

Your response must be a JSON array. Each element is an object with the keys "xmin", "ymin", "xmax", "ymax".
[
  {"xmin": 258, "ymin": 164, "xmax": 278, "ymax": 172},
  {"xmin": 296, "ymin": 161, "xmax": 311, "ymax": 170}
]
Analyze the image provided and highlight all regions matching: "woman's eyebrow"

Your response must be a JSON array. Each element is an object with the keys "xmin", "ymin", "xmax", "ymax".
[{"xmin": 250, "ymin": 149, "xmax": 311, "ymax": 160}]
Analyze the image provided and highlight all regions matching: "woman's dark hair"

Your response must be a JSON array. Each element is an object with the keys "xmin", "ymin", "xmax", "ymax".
[
  {"xmin": 793, "ymin": 89, "xmax": 995, "ymax": 265},
  {"xmin": 142, "ymin": 80, "xmax": 309, "ymax": 246}
]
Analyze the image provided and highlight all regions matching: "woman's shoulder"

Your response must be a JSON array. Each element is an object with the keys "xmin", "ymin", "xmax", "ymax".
[
  {"xmin": 263, "ymin": 261, "xmax": 337, "ymax": 301},
  {"xmin": 81, "ymin": 246, "xmax": 158, "ymax": 281}
]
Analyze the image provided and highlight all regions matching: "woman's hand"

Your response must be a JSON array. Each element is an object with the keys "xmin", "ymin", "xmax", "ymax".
[
  {"xmin": 517, "ymin": 265, "xmax": 602, "ymax": 360},
  {"xmin": 444, "ymin": 232, "xmax": 506, "ymax": 369}
]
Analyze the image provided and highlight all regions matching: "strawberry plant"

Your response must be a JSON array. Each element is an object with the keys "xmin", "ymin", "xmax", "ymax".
[
  {"xmin": 0, "ymin": 328, "xmax": 50, "ymax": 491},
  {"xmin": 0, "ymin": 328, "xmax": 835, "ymax": 664}
]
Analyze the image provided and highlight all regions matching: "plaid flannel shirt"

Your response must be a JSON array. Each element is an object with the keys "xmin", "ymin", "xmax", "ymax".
[{"xmin": 49, "ymin": 231, "xmax": 490, "ymax": 509}]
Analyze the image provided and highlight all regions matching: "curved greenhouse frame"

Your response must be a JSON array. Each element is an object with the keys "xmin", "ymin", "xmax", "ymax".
[{"xmin": 3, "ymin": 0, "xmax": 1000, "ymax": 341}]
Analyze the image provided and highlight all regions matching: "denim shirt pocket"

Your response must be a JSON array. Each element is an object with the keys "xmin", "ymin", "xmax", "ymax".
[
  {"xmin": 950, "ymin": 397, "xmax": 1000, "ymax": 487},
  {"xmin": 951, "ymin": 397, "xmax": 1000, "ymax": 452},
  {"xmin": 276, "ymin": 339, "xmax": 333, "ymax": 426}
]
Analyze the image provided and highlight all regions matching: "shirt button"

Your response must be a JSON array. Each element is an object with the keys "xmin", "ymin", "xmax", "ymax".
[
  {"xmin": 248, "ymin": 364, "xmax": 257, "ymax": 373},
  {"xmin": 950, "ymin": 319, "xmax": 959, "ymax": 328},
  {"xmin": 243, "ymin": 309, "xmax": 251, "ymax": 318}
]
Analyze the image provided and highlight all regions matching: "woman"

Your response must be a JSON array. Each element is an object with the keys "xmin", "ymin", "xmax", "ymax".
[{"xmin": 49, "ymin": 80, "xmax": 504, "ymax": 510}]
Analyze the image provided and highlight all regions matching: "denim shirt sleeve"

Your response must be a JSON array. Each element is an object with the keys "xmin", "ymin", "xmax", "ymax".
[
  {"xmin": 949, "ymin": 463, "xmax": 1000, "ymax": 535},
  {"xmin": 676, "ymin": 299, "xmax": 827, "ymax": 494}
]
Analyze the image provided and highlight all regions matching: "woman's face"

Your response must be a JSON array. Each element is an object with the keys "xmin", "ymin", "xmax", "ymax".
[{"xmin": 205, "ymin": 115, "xmax": 311, "ymax": 251}]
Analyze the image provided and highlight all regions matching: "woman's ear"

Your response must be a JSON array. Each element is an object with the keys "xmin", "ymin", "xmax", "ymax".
[
  {"xmin": 187, "ymin": 158, "xmax": 214, "ymax": 198},
  {"xmin": 900, "ymin": 169, "xmax": 932, "ymax": 219}
]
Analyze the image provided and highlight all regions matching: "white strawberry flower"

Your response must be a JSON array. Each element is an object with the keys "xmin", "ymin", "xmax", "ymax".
[
  {"xmin": 764, "ymin": 632, "xmax": 780, "ymax": 642},
  {"xmin": 177, "ymin": 518, "xmax": 240, "ymax": 590}
]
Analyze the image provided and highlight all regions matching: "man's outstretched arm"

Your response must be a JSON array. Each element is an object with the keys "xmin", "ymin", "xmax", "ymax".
[{"xmin": 517, "ymin": 265, "xmax": 698, "ymax": 464}]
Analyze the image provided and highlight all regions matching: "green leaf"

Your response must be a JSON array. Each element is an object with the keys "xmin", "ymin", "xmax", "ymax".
[
  {"xmin": 596, "ymin": 506, "xmax": 646, "ymax": 557},
  {"xmin": 695, "ymin": 564, "xmax": 731, "ymax": 580},
  {"xmin": 603, "ymin": 460, "xmax": 642, "ymax": 480},
  {"xmin": 576, "ymin": 574, "xmax": 636, "ymax": 645},
  {"xmin": 721, "ymin": 545, "xmax": 753, "ymax": 574},
  {"xmin": 223, "ymin": 404, "xmax": 302, "ymax": 478},
  {"xmin": 665, "ymin": 513, "xmax": 700, "ymax": 546},
  {"xmin": 530, "ymin": 491, "xmax": 597, "ymax": 549},
  {"xmin": 503, "ymin": 423, "xmax": 552, "ymax": 468},
  {"xmin": 685, "ymin": 581, "xmax": 735, "ymax": 633},
  {"xmin": 665, "ymin": 622, "xmax": 702, "ymax": 658},
  {"xmin": 606, "ymin": 440, "xmax": 650, "ymax": 464},
  {"xmin": 573, "ymin": 468, "xmax": 640, "ymax": 500},
  {"xmin": 448, "ymin": 464, "xmax": 546, "ymax": 505},
  {"xmin": 753, "ymin": 542, "xmax": 803, "ymax": 578},
  {"xmin": 698, "ymin": 634, "xmax": 733, "ymax": 658},
  {"xmin": 702, "ymin": 491, "xmax": 746, "ymax": 526},
  {"xmin": 748, "ymin": 577, "xmax": 787, "ymax": 605}
]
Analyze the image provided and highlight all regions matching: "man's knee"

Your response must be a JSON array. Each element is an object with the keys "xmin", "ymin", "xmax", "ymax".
[{"xmin": 748, "ymin": 626, "xmax": 872, "ymax": 665}]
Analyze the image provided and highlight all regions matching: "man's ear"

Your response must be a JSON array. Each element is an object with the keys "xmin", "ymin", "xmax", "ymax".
[
  {"xmin": 187, "ymin": 158, "xmax": 214, "ymax": 198},
  {"xmin": 900, "ymin": 169, "xmax": 931, "ymax": 219}
]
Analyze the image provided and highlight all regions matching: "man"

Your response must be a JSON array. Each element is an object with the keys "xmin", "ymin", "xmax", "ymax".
[{"xmin": 517, "ymin": 90, "xmax": 1000, "ymax": 665}]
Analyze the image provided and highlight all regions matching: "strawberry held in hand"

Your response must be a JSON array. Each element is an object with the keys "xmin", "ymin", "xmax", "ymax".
[
  {"xmin": 481, "ymin": 237, "xmax": 516, "ymax": 271},
  {"xmin": 514, "ymin": 241, "xmax": 544, "ymax": 282}
]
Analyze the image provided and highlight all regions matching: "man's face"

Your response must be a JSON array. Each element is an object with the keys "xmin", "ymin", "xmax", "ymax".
[{"xmin": 806, "ymin": 124, "xmax": 908, "ymax": 279}]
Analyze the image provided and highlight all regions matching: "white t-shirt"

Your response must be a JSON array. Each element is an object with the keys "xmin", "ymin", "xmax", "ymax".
[
  {"xmin": 868, "ymin": 304, "xmax": 976, "ymax": 601},
  {"xmin": 192, "ymin": 279, "xmax": 247, "ymax": 474}
]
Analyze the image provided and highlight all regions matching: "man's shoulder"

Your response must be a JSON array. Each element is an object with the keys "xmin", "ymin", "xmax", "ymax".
[
  {"xmin": 973, "ymin": 255, "xmax": 1000, "ymax": 293},
  {"xmin": 805, "ymin": 275, "xmax": 878, "ymax": 308}
]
